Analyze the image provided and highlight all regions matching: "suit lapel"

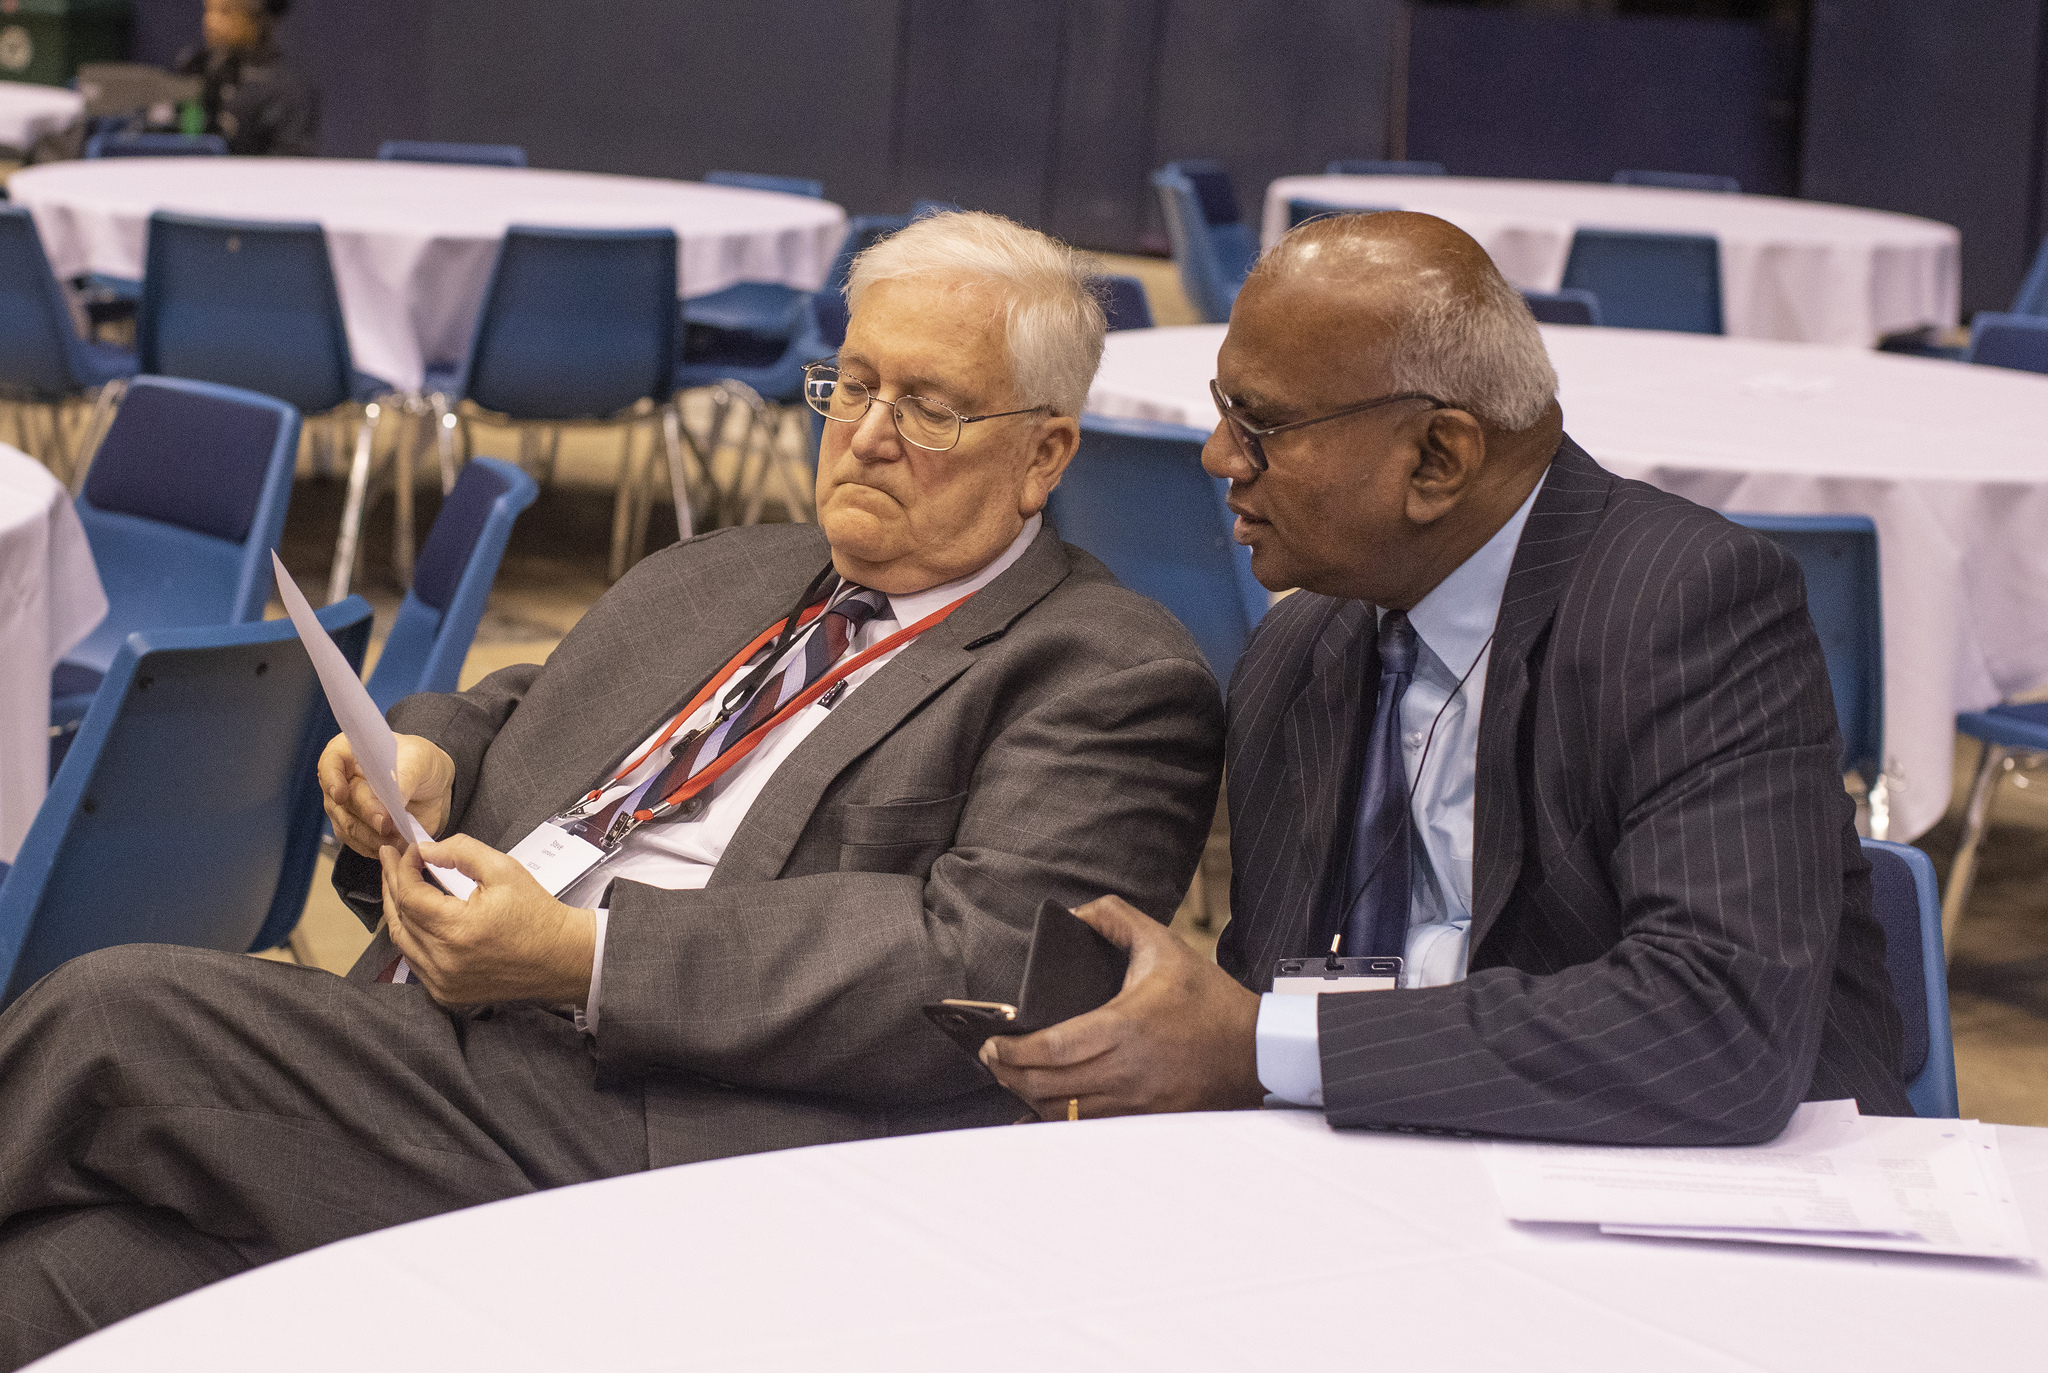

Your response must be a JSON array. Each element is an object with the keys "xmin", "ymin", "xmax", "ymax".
[
  {"xmin": 709, "ymin": 524, "xmax": 1075, "ymax": 885},
  {"xmin": 1470, "ymin": 439, "xmax": 1614, "ymax": 951}
]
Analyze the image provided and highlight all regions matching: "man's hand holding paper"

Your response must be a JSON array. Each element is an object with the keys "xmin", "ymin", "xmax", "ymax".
[
  {"xmin": 319, "ymin": 733, "xmax": 455, "ymax": 858},
  {"xmin": 378, "ymin": 837, "xmax": 598, "ymax": 1009}
]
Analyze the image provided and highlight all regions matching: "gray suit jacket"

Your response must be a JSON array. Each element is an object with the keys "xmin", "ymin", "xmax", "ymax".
[
  {"xmin": 337, "ymin": 522, "xmax": 1224, "ymax": 1167},
  {"xmin": 1218, "ymin": 440, "xmax": 1911, "ymax": 1143}
]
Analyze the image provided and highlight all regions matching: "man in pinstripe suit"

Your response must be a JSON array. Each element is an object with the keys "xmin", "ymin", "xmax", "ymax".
[{"xmin": 985, "ymin": 212, "xmax": 1910, "ymax": 1141}]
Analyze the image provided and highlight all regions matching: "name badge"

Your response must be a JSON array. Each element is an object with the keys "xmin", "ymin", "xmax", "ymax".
[
  {"xmin": 506, "ymin": 822, "xmax": 610, "ymax": 897},
  {"xmin": 1271, "ymin": 955, "xmax": 1402, "ymax": 995}
]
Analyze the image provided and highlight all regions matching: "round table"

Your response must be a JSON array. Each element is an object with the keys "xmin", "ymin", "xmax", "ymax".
[
  {"xmin": 32, "ymin": 1110, "xmax": 2048, "ymax": 1371},
  {"xmin": 0, "ymin": 444, "xmax": 104, "ymax": 865},
  {"xmin": 1262, "ymin": 176, "xmax": 1959, "ymax": 347},
  {"xmin": 0, "ymin": 81, "xmax": 82, "ymax": 151},
  {"xmin": 1087, "ymin": 324, "xmax": 2048, "ymax": 842},
  {"xmin": 6, "ymin": 158, "xmax": 849, "ymax": 392}
]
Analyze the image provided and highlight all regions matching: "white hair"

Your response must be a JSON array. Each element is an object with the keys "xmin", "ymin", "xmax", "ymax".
[
  {"xmin": 1260, "ymin": 213, "xmax": 1558, "ymax": 431},
  {"xmin": 844, "ymin": 210, "xmax": 1106, "ymax": 417}
]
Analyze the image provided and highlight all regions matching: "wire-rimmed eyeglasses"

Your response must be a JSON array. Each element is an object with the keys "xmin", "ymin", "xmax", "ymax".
[
  {"xmin": 1208, "ymin": 378, "xmax": 1446, "ymax": 471},
  {"xmin": 804, "ymin": 362, "xmax": 1048, "ymax": 453}
]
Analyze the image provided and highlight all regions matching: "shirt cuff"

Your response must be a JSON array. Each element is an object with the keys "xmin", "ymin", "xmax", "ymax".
[
  {"xmin": 572, "ymin": 907, "xmax": 608, "ymax": 1036},
  {"xmin": 1254, "ymin": 992, "xmax": 1324, "ymax": 1108}
]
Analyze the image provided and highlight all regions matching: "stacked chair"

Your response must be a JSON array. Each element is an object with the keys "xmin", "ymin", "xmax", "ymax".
[
  {"xmin": 0, "ymin": 206, "xmax": 136, "ymax": 481},
  {"xmin": 1150, "ymin": 160, "xmax": 1258, "ymax": 324}
]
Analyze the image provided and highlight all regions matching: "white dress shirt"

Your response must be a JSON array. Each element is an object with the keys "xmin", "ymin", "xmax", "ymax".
[
  {"xmin": 1256, "ymin": 478, "xmax": 1545, "ymax": 1106},
  {"xmin": 562, "ymin": 516, "xmax": 1042, "ymax": 1031}
]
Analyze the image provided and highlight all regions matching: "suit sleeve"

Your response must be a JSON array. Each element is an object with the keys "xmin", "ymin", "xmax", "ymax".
[
  {"xmin": 1315, "ymin": 528, "xmax": 1856, "ymax": 1144},
  {"xmin": 593, "ymin": 656, "xmax": 1223, "ymax": 1106}
]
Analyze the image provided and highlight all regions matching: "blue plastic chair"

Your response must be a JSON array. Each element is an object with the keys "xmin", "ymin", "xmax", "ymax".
[
  {"xmin": 0, "ymin": 205, "xmax": 136, "ymax": 479},
  {"xmin": 1613, "ymin": 169, "xmax": 1742, "ymax": 194},
  {"xmin": 813, "ymin": 213, "xmax": 913, "ymax": 349},
  {"xmin": 1151, "ymin": 161, "xmax": 1258, "ymax": 325},
  {"xmin": 1326, "ymin": 159, "xmax": 1445, "ymax": 176},
  {"xmin": 674, "ymin": 293, "xmax": 831, "ymax": 528},
  {"xmin": 364, "ymin": 457, "xmax": 539, "ymax": 713},
  {"xmin": 136, "ymin": 211, "xmax": 400, "ymax": 601},
  {"xmin": 1726, "ymin": 515, "xmax": 1884, "ymax": 806},
  {"xmin": 1523, "ymin": 287, "xmax": 1604, "ymax": 327},
  {"xmin": 432, "ymin": 225, "xmax": 682, "ymax": 582},
  {"xmin": 1964, "ymin": 312, "xmax": 2048, "ymax": 375},
  {"xmin": 1287, "ymin": 199, "xmax": 1386, "ymax": 230},
  {"xmin": 1861, "ymin": 839, "xmax": 1959, "ymax": 1118},
  {"xmin": 1562, "ymin": 229, "xmax": 1724, "ymax": 334},
  {"xmin": 1050, "ymin": 415, "xmax": 1267, "ymax": 682},
  {"xmin": 3, "ymin": 596, "xmax": 375, "ymax": 999},
  {"xmin": 2011, "ymin": 237, "xmax": 2048, "ymax": 317},
  {"xmin": 376, "ymin": 140, "xmax": 528, "ymax": 168},
  {"xmin": 83, "ymin": 131, "xmax": 228, "ymax": 158},
  {"xmin": 1092, "ymin": 274, "xmax": 1153, "ymax": 332},
  {"xmin": 704, "ymin": 169, "xmax": 825, "ymax": 199}
]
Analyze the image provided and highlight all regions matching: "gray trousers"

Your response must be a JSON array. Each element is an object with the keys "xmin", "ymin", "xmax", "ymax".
[{"xmin": 0, "ymin": 944, "xmax": 646, "ymax": 1369}]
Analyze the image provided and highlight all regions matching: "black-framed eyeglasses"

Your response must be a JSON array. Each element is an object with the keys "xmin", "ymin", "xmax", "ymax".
[
  {"xmin": 1209, "ymin": 378, "xmax": 1446, "ymax": 472},
  {"xmin": 803, "ymin": 362, "xmax": 1048, "ymax": 453}
]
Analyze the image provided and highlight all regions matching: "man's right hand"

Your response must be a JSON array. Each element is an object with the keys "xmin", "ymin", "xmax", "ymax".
[{"xmin": 318, "ymin": 733, "xmax": 456, "ymax": 858}]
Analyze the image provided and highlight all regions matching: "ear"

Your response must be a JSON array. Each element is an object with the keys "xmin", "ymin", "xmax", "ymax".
[
  {"xmin": 1019, "ymin": 415, "xmax": 1081, "ymax": 517},
  {"xmin": 1405, "ymin": 408, "xmax": 1486, "ymax": 525}
]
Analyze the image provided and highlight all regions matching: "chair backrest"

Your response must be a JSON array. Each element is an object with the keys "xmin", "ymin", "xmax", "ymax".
[
  {"xmin": 1860, "ymin": 838, "xmax": 1959, "ymax": 1118},
  {"xmin": 138, "ymin": 211, "xmax": 360, "ymax": 415},
  {"xmin": 1613, "ymin": 169, "xmax": 1742, "ymax": 194},
  {"xmin": 1150, "ymin": 168, "xmax": 1253, "ymax": 325},
  {"xmin": 816, "ymin": 213, "xmax": 914, "ymax": 348},
  {"xmin": 84, "ymin": 131, "xmax": 228, "ymax": 158},
  {"xmin": 0, "ymin": 205, "xmax": 96, "ymax": 397},
  {"xmin": 0, "ymin": 597, "xmax": 374, "ymax": 1004},
  {"xmin": 1522, "ymin": 287, "xmax": 1603, "ymax": 327},
  {"xmin": 1726, "ymin": 513, "xmax": 1882, "ymax": 783},
  {"xmin": 377, "ymin": 140, "xmax": 528, "ymax": 168},
  {"xmin": 459, "ymin": 225, "xmax": 678, "ymax": 420},
  {"xmin": 68, "ymin": 376, "xmax": 301, "ymax": 673},
  {"xmin": 1049, "ymin": 414, "xmax": 1267, "ymax": 682},
  {"xmin": 365, "ymin": 457, "xmax": 539, "ymax": 713},
  {"xmin": 1091, "ymin": 274, "xmax": 1153, "ymax": 332},
  {"xmin": 1562, "ymin": 228, "xmax": 1724, "ymax": 334},
  {"xmin": 1965, "ymin": 312, "xmax": 2048, "ymax": 375},
  {"xmin": 1287, "ymin": 199, "xmax": 1387, "ymax": 231},
  {"xmin": 2010, "ymin": 236, "xmax": 2048, "ymax": 316},
  {"xmin": 1326, "ymin": 159, "xmax": 1446, "ymax": 176},
  {"xmin": 706, "ymin": 169, "xmax": 824, "ymax": 198}
]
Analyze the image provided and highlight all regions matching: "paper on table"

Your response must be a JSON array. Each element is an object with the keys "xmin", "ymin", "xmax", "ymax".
[
  {"xmin": 1483, "ymin": 1100, "xmax": 1911, "ymax": 1235},
  {"xmin": 271, "ymin": 552, "xmax": 476, "ymax": 900},
  {"xmin": 1604, "ymin": 1117, "xmax": 2037, "ymax": 1260}
]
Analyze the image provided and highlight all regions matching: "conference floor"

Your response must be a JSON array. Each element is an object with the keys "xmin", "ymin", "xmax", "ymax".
[{"xmin": 249, "ymin": 253, "xmax": 2048, "ymax": 1129}]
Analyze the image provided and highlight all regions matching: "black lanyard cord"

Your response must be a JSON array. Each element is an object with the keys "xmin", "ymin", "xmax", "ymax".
[{"xmin": 713, "ymin": 563, "xmax": 843, "ymax": 723}]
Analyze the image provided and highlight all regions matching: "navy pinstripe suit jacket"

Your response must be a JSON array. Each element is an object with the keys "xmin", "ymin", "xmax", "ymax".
[{"xmin": 1217, "ymin": 440, "xmax": 1912, "ymax": 1143}]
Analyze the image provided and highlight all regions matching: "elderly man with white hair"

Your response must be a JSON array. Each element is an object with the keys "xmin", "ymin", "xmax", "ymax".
[{"xmin": 0, "ymin": 212, "xmax": 1224, "ymax": 1365}]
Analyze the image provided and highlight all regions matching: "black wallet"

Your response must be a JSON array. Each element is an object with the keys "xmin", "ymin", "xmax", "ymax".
[{"xmin": 922, "ymin": 898, "xmax": 1130, "ymax": 1054}]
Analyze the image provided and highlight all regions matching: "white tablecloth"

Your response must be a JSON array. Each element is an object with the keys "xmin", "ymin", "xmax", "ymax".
[
  {"xmin": 0, "ymin": 445, "xmax": 104, "ymax": 865},
  {"xmin": 0, "ymin": 81, "xmax": 82, "ymax": 150},
  {"xmin": 1263, "ymin": 176, "xmax": 1960, "ymax": 347},
  {"xmin": 7, "ymin": 158, "xmax": 849, "ymax": 391},
  {"xmin": 34, "ymin": 1110, "xmax": 2048, "ymax": 1371},
  {"xmin": 1087, "ymin": 324, "xmax": 2048, "ymax": 841}
]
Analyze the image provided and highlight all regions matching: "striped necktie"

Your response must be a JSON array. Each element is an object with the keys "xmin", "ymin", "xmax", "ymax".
[{"xmin": 1342, "ymin": 610, "xmax": 1417, "ymax": 959}]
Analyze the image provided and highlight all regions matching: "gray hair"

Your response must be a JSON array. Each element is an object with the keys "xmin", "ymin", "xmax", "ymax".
[
  {"xmin": 844, "ymin": 210, "xmax": 1105, "ymax": 417},
  {"xmin": 1259, "ymin": 213, "xmax": 1558, "ymax": 432}
]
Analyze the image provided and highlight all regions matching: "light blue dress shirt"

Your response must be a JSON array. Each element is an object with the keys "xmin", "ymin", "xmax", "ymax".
[{"xmin": 1255, "ymin": 476, "xmax": 1546, "ymax": 1107}]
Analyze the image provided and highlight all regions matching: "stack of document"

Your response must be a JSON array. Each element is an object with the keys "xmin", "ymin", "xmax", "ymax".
[{"xmin": 1482, "ymin": 1100, "xmax": 2034, "ymax": 1260}]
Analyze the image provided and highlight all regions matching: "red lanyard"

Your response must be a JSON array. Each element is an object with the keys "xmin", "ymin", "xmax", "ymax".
[{"xmin": 585, "ymin": 592, "xmax": 973, "ymax": 825}]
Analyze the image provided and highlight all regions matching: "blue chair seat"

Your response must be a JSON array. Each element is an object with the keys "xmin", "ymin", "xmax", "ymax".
[
  {"xmin": 683, "ymin": 281, "xmax": 808, "ymax": 340},
  {"xmin": 1957, "ymin": 702, "xmax": 2048, "ymax": 751},
  {"xmin": 1964, "ymin": 313, "xmax": 2048, "ymax": 375},
  {"xmin": 675, "ymin": 294, "xmax": 827, "ymax": 402},
  {"xmin": 74, "ymin": 339, "xmax": 140, "ymax": 387},
  {"xmin": 1523, "ymin": 288, "xmax": 1603, "ymax": 327}
]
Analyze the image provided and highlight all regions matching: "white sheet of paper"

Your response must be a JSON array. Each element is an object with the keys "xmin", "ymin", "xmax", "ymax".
[
  {"xmin": 1483, "ymin": 1099, "xmax": 1912, "ymax": 1235},
  {"xmin": 1602, "ymin": 1118, "xmax": 2037, "ymax": 1260},
  {"xmin": 271, "ymin": 551, "xmax": 476, "ymax": 900}
]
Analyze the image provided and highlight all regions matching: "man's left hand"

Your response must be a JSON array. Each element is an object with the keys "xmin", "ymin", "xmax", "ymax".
[
  {"xmin": 379, "ymin": 837, "xmax": 597, "ymax": 1009},
  {"xmin": 979, "ymin": 895, "xmax": 1267, "ymax": 1119}
]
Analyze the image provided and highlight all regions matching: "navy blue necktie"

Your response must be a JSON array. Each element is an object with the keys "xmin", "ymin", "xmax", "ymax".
[{"xmin": 1342, "ymin": 611, "xmax": 1417, "ymax": 959}]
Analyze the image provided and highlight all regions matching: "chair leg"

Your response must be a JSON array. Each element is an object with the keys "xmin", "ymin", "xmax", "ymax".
[
  {"xmin": 382, "ymin": 402, "xmax": 418, "ymax": 588},
  {"xmin": 663, "ymin": 400, "xmax": 694, "ymax": 541},
  {"xmin": 608, "ymin": 421, "xmax": 646, "ymax": 584},
  {"xmin": 430, "ymin": 392, "xmax": 460, "ymax": 491},
  {"xmin": 328, "ymin": 407, "xmax": 380, "ymax": 604},
  {"xmin": 1941, "ymin": 741, "xmax": 2007, "ymax": 959},
  {"xmin": 68, "ymin": 377, "xmax": 125, "ymax": 495}
]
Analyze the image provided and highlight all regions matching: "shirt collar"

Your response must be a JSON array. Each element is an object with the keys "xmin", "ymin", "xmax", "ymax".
[
  {"xmin": 1390, "ymin": 472, "xmax": 1547, "ymax": 679},
  {"xmin": 875, "ymin": 513, "xmax": 1043, "ymax": 624}
]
